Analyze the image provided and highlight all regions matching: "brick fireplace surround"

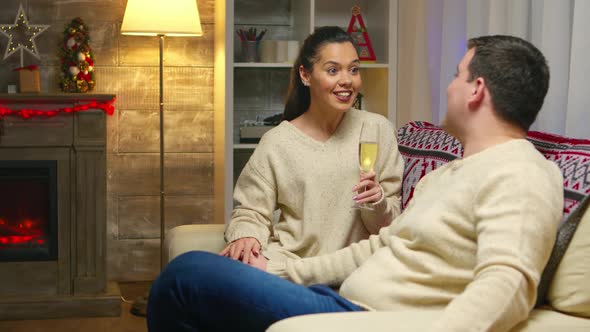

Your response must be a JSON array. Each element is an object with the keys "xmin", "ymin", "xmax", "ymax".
[{"xmin": 0, "ymin": 93, "xmax": 120, "ymax": 320}]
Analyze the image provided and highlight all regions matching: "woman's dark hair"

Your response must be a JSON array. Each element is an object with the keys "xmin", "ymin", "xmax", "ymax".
[{"xmin": 283, "ymin": 26, "xmax": 354, "ymax": 121}]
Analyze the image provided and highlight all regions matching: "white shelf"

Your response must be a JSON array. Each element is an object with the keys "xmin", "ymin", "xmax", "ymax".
[
  {"xmin": 359, "ymin": 63, "xmax": 389, "ymax": 69},
  {"xmin": 234, "ymin": 144, "xmax": 258, "ymax": 149},
  {"xmin": 235, "ymin": 62, "xmax": 293, "ymax": 68},
  {"xmin": 234, "ymin": 63, "xmax": 388, "ymax": 69}
]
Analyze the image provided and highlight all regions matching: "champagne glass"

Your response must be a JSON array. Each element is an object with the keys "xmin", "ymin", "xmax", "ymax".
[{"xmin": 352, "ymin": 121, "xmax": 379, "ymax": 209}]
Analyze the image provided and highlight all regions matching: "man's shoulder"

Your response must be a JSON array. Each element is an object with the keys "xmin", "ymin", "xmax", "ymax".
[
  {"xmin": 477, "ymin": 141, "xmax": 563, "ymax": 197},
  {"xmin": 497, "ymin": 140, "xmax": 561, "ymax": 178}
]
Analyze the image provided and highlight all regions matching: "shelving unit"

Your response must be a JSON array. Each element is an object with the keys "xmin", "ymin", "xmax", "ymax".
[{"xmin": 219, "ymin": 0, "xmax": 398, "ymax": 223}]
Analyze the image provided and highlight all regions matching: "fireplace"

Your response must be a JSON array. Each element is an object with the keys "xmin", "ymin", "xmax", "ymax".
[
  {"xmin": 0, "ymin": 93, "xmax": 119, "ymax": 320},
  {"xmin": 0, "ymin": 160, "xmax": 58, "ymax": 262}
]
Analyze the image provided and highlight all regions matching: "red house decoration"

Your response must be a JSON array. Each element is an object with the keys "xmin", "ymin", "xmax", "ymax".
[{"xmin": 346, "ymin": 5, "xmax": 376, "ymax": 62}]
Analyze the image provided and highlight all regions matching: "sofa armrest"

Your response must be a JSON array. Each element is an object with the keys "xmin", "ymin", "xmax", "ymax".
[
  {"xmin": 267, "ymin": 311, "xmax": 442, "ymax": 332},
  {"xmin": 163, "ymin": 224, "xmax": 226, "ymax": 264},
  {"xmin": 266, "ymin": 309, "xmax": 590, "ymax": 332}
]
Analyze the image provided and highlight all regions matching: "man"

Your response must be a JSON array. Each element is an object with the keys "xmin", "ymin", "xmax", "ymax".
[{"xmin": 147, "ymin": 35, "xmax": 563, "ymax": 332}]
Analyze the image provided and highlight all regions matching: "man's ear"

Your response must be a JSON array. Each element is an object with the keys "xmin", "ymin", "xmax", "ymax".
[
  {"xmin": 299, "ymin": 65, "xmax": 310, "ymax": 86},
  {"xmin": 467, "ymin": 77, "xmax": 485, "ymax": 109}
]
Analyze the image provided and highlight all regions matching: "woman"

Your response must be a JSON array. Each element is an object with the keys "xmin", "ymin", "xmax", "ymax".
[{"xmin": 220, "ymin": 26, "xmax": 404, "ymax": 271}]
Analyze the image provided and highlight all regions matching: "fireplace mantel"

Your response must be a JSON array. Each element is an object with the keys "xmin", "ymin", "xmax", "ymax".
[
  {"xmin": 0, "ymin": 92, "xmax": 115, "ymax": 103},
  {"xmin": 0, "ymin": 93, "xmax": 120, "ymax": 320}
]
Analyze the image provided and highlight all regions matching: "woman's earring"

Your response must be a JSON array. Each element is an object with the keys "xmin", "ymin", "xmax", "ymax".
[{"xmin": 302, "ymin": 81, "xmax": 309, "ymax": 87}]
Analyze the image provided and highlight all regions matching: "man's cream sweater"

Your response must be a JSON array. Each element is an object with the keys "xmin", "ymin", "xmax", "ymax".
[
  {"xmin": 268, "ymin": 139, "xmax": 564, "ymax": 332},
  {"xmin": 225, "ymin": 109, "xmax": 404, "ymax": 262}
]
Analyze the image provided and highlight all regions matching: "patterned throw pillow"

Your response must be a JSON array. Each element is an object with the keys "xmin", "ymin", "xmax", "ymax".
[
  {"xmin": 396, "ymin": 121, "xmax": 462, "ymax": 209},
  {"xmin": 396, "ymin": 121, "xmax": 590, "ymax": 307},
  {"xmin": 527, "ymin": 131, "xmax": 590, "ymax": 223}
]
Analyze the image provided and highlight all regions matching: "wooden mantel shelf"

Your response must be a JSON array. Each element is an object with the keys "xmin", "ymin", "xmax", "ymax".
[{"xmin": 0, "ymin": 93, "xmax": 116, "ymax": 103}]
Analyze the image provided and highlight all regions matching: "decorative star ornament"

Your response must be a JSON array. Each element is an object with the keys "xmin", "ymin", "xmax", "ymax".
[{"xmin": 0, "ymin": 4, "xmax": 49, "ymax": 62}]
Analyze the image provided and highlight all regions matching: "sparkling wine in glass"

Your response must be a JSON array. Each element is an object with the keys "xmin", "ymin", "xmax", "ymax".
[
  {"xmin": 352, "ymin": 121, "xmax": 379, "ymax": 209},
  {"xmin": 359, "ymin": 141, "xmax": 378, "ymax": 174}
]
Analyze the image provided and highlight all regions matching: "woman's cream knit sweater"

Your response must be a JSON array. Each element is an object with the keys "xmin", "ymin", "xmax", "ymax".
[{"xmin": 225, "ymin": 109, "xmax": 404, "ymax": 262}]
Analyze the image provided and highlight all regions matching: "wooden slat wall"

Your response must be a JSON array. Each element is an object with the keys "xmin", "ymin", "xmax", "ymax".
[{"xmin": 0, "ymin": 0, "xmax": 216, "ymax": 281}]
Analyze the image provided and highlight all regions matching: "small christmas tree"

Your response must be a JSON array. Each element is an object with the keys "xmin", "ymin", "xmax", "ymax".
[
  {"xmin": 59, "ymin": 17, "xmax": 95, "ymax": 93},
  {"xmin": 346, "ymin": 5, "xmax": 376, "ymax": 62}
]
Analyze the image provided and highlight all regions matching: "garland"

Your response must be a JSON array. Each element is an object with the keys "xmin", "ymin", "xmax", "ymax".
[
  {"xmin": 0, "ymin": 97, "xmax": 115, "ymax": 119},
  {"xmin": 59, "ymin": 17, "xmax": 95, "ymax": 93}
]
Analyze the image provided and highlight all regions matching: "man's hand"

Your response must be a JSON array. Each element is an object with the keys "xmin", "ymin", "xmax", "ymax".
[{"xmin": 220, "ymin": 237, "xmax": 262, "ymax": 265}]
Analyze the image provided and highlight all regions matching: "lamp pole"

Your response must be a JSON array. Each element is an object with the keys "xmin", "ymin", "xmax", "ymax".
[
  {"xmin": 158, "ymin": 34, "xmax": 165, "ymax": 271},
  {"xmin": 120, "ymin": 0, "xmax": 203, "ymax": 316}
]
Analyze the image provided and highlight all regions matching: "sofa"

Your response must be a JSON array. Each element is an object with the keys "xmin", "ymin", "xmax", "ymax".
[{"xmin": 163, "ymin": 121, "xmax": 590, "ymax": 331}]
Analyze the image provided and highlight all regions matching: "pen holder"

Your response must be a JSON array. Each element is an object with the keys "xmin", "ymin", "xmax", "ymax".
[{"xmin": 241, "ymin": 40, "xmax": 259, "ymax": 62}]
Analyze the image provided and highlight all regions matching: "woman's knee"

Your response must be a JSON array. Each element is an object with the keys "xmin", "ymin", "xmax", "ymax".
[
  {"xmin": 166, "ymin": 250, "xmax": 217, "ymax": 270},
  {"xmin": 152, "ymin": 251, "xmax": 214, "ymax": 292},
  {"xmin": 160, "ymin": 251, "xmax": 220, "ymax": 283}
]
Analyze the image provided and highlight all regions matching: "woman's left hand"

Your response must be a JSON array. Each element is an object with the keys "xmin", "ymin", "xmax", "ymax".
[{"xmin": 352, "ymin": 171, "xmax": 382, "ymax": 205}]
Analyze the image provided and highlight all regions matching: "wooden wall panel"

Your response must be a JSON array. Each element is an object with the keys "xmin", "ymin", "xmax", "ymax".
[{"xmin": 0, "ymin": 0, "xmax": 215, "ymax": 281}]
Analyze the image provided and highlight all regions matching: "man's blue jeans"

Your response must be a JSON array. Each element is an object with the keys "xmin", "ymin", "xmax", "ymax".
[{"xmin": 147, "ymin": 251, "xmax": 364, "ymax": 331}]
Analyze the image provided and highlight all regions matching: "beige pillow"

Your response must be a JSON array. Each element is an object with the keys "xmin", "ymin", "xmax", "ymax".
[{"xmin": 548, "ymin": 202, "xmax": 590, "ymax": 317}]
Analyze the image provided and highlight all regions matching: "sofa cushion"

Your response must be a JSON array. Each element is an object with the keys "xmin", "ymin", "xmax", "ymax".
[
  {"xmin": 547, "ymin": 195, "xmax": 590, "ymax": 317},
  {"xmin": 396, "ymin": 122, "xmax": 590, "ymax": 309}
]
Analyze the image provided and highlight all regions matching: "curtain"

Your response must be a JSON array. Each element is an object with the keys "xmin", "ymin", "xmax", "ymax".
[{"xmin": 397, "ymin": 0, "xmax": 590, "ymax": 139}]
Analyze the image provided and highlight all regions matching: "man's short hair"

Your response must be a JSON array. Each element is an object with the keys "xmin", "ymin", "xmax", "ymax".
[{"xmin": 467, "ymin": 35, "xmax": 550, "ymax": 131}]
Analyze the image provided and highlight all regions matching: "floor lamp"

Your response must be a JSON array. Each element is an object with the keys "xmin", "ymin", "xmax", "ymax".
[{"xmin": 121, "ymin": 0, "xmax": 202, "ymax": 316}]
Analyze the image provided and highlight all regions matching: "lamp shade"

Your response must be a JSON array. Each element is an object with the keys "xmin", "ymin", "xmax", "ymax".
[{"xmin": 121, "ymin": 0, "xmax": 203, "ymax": 36}]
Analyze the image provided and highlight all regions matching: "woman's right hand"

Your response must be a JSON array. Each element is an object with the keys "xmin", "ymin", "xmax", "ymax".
[
  {"xmin": 220, "ymin": 237, "xmax": 261, "ymax": 265},
  {"xmin": 352, "ymin": 170, "xmax": 383, "ymax": 205}
]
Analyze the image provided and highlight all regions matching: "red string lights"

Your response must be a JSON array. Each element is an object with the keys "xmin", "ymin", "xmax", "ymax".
[{"xmin": 0, "ymin": 97, "xmax": 115, "ymax": 119}]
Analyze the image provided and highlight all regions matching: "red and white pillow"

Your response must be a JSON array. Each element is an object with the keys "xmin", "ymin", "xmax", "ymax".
[
  {"xmin": 396, "ymin": 121, "xmax": 590, "ymax": 220},
  {"xmin": 396, "ymin": 121, "xmax": 462, "ymax": 210},
  {"xmin": 527, "ymin": 131, "xmax": 590, "ymax": 221}
]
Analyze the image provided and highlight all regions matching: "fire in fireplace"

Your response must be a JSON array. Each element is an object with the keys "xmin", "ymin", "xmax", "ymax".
[{"xmin": 0, "ymin": 160, "xmax": 57, "ymax": 261}]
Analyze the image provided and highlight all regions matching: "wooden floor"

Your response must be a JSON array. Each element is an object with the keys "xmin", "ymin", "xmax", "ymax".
[{"xmin": 0, "ymin": 282, "xmax": 149, "ymax": 332}]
